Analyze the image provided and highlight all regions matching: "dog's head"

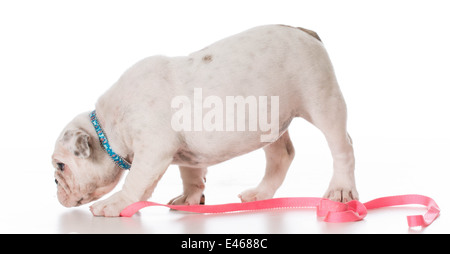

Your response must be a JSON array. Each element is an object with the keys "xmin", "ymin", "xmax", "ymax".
[{"xmin": 51, "ymin": 112, "xmax": 124, "ymax": 207}]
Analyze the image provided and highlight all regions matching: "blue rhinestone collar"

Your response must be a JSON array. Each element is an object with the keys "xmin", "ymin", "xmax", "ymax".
[{"xmin": 90, "ymin": 110, "xmax": 131, "ymax": 170}]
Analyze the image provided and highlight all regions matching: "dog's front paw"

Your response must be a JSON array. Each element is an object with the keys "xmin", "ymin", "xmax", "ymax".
[
  {"xmin": 239, "ymin": 187, "xmax": 275, "ymax": 202},
  {"xmin": 169, "ymin": 193, "xmax": 205, "ymax": 205},
  {"xmin": 90, "ymin": 191, "xmax": 134, "ymax": 217}
]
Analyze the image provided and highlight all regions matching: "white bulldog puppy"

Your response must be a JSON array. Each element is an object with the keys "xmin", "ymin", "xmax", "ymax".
[{"xmin": 51, "ymin": 25, "xmax": 358, "ymax": 217}]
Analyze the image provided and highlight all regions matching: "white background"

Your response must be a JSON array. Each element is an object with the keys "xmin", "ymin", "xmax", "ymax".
[{"xmin": 0, "ymin": 0, "xmax": 449, "ymax": 233}]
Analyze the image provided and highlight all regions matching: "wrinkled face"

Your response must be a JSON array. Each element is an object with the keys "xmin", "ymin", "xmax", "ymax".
[{"xmin": 52, "ymin": 115, "xmax": 124, "ymax": 207}]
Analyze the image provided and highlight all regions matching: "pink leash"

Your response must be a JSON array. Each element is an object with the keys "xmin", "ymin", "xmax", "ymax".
[{"xmin": 120, "ymin": 194, "xmax": 440, "ymax": 227}]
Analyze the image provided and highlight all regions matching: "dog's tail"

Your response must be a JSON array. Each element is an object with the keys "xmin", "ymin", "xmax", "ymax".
[
  {"xmin": 278, "ymin": 24, "xmax": 322, "ymax": 42},
  {"xmin": 296, "ymin": 27, "xmax": 322, "ymax": 42}
]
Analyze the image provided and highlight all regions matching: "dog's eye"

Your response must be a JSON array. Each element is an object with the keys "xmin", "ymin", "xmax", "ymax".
[{"xmin": 56, "ymin": 163, "xmax": 65, "ymax": 171}]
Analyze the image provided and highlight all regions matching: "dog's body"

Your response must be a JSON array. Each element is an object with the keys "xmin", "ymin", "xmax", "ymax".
[{"xmin": 52, "ymin": 25, "xmax": 358, "ymax": 216}]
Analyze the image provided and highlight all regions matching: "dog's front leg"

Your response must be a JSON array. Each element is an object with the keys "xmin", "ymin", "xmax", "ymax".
[{"xmin": 90, "ymin": 150, "xmax": 174, "ymax": 217}]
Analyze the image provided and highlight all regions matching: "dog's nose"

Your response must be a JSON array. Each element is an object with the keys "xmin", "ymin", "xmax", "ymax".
[{"xmin": 55, "ymin": 179, "xmax": 58, "ymax": 184}]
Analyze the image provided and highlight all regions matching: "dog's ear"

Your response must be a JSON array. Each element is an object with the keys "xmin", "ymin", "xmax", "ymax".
[{"xmin": 61, "ymin": 129, "xmax": 91, "ymax": 159}]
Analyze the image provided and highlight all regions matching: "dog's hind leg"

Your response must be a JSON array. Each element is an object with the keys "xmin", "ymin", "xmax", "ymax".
[
  {"xmin": 239, "ymin": 130, "xmax": 295, "ymax": 202},
  {"xmin": 306, "ymin": 81, "xmax": 359, "ymax": 202}
]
